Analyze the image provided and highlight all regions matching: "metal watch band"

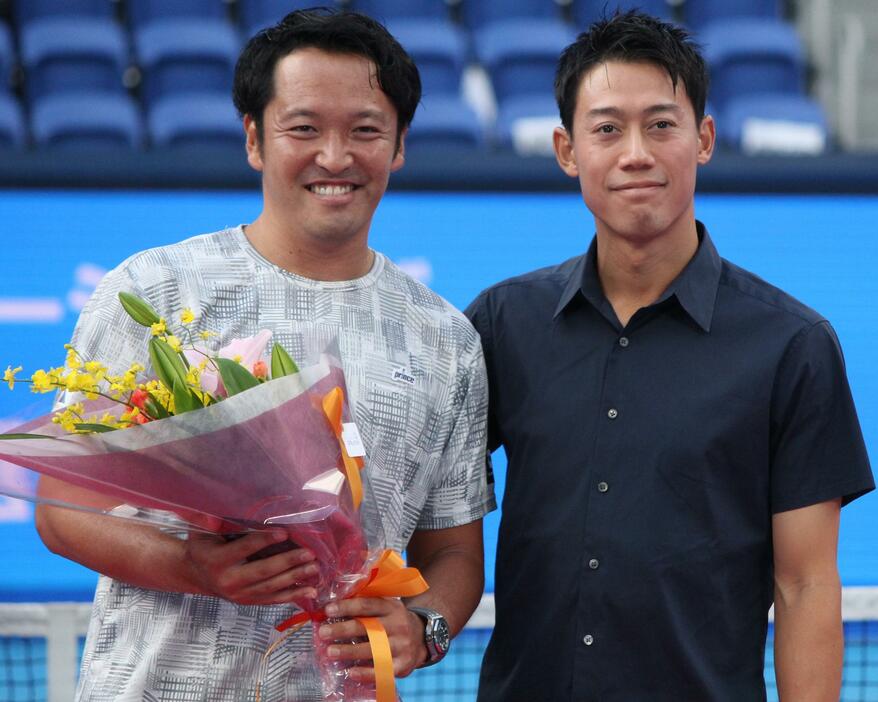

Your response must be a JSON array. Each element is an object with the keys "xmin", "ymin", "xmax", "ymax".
[{"xmin": 408, "ymin": 605, "xmax": 450, "ymax": 667}]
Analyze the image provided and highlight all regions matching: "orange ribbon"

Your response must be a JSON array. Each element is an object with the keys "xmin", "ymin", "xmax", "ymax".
[
  {"xmin": 274, "ymin": 549, "xmax": 429, "ymax": 702},
  {"xmin": 322, "ymin": 387, "xmax": 365, "ymax": 509}
]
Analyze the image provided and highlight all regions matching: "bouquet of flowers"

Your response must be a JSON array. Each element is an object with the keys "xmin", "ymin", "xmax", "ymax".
[{"xmin": 0, "ymin": 293, "xmax": 425, "ymax": 702}]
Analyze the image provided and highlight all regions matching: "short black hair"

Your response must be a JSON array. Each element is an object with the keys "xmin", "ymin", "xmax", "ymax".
[
  {"xmin": 233, "ymin": 7, "xmax": 421, "ymax": 143},
  {"xmin": 555, "ymin": 10, "xmax": 709, "ymax": 133}
]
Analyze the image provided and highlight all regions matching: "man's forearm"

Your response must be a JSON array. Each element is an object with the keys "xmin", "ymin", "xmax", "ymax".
[{"xmin": 773, "ymin": 580, "xmax": 843, "ymax": 701}]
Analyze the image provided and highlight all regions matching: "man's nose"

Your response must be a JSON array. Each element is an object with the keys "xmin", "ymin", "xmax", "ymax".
[
  {"xmin": 619, "ymin": 130, "xmax": 655, "ymax": 169},
  {"xmin": 315, "ymin": 134, "xmax": 354, "ymax": 173}
]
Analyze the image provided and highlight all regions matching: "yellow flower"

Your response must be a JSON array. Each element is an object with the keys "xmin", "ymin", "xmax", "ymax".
[
  {"xmin": 84, "ymin": 361, "xmax": 107, "ymax": 380},
  {"xmin": 3, "ymin": 365, "xmax": 22, "ymax": 390},
  {"xmin": 232, "ymin": 354, "xmax": 243, "ymax": 364},
  {"xmin": 150, "ymin": 320, "xmax": 167, "ymax": 337},
  {"xmin": 30, "ymin": 369, "xmax": 56, "ymax": 393},
  {"xmin": 180, "ymin": 309, "xmax": 195, "ymax": 325},
  {"xmin": 64, "ymin": 370, "xmax": 82, "ymax": 392},
  {"xmin": 166, "ymin": 335, "xmax": 182, "ymax": 353},
  {"xmin": 199, "ymin": 330, "xmax": 217, "ymax": 341},
  {"xmin": 65, "ymin": 348, "xmax": 82, "ymax": 370}
]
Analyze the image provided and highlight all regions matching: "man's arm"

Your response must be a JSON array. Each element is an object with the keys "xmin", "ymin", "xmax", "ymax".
[
  {"xmin": 772, "ymin": 498, "xmax": 843, "ymax": 701},
  {"xmin": 35, "ymin": 476, "xmax": 320, "ymax": 605},
  {"xmin": 317, "ymin": 519, "xmax": 485, "ymax": 679}
]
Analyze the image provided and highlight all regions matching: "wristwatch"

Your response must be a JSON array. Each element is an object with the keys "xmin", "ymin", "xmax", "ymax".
[{"xmin": 408, "ymin": 606, "xmax": 451, "ymax": 667}]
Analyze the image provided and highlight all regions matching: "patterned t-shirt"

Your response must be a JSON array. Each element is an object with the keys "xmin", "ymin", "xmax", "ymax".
[{"xmin": 70, "ymin": 226, "xmax": 495, "ymax": 702}]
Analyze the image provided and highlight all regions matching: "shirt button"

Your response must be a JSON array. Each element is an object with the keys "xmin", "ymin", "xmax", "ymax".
[
  {"xmin": 619, "ymin": 336, "xmax": 629, "ymax": 347},
  {"xmin": 588, "ymin": 558, "xmax": 600, "ymax": 570},
  {"xmin": 597, "ymin": 481, "xmax": 609, "ymax": 493},
  {"xmin": 583, "ymin": 634, "xmax": 594, "ymax": 646},
  {"xmin": 607, "ymin": 408, "xmax": 618, "ymax": 419}
]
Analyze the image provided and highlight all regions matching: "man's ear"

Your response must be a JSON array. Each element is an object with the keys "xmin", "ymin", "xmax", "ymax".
[
  {"xmin": 553, "ymin": 126, "xmax": 578, "ymax": 177},
  {"xmin": 391, "ymin": 127, "xmax": 407, "ymax": 172},
  {"xmin": 697, "ymin": 114, "xmax": 716, "ymax": 166},
  {"xmin": 244, "ymin": 115, "xmax": 264, "ymax": 172}
]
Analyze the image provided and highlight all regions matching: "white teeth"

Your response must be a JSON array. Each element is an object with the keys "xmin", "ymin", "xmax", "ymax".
[{"xmin": 309, "ymin": 184, "xmax": 354, "ymax": 196}]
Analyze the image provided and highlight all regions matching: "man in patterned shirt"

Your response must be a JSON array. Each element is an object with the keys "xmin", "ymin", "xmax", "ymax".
[{"xmin": 35, "ymin": 9, "xmax": 495, "ymax": 700}]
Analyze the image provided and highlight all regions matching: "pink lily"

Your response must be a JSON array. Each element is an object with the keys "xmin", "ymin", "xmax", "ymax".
[{"xmin": 184, "ymin": 330, "xmax": 273, "ymax": 397}]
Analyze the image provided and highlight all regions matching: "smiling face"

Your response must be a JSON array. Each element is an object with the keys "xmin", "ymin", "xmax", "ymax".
[
  {"xmin": 245, "ymin": 47, "xmax": 405, "ymax": 251},
  {"xmin": 554, "ymin": 60, "xmax": 715, "ymax": 247}
]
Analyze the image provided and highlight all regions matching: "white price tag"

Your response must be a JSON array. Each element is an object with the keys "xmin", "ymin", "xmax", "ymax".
[{"xmin": 341, "ymin": 422, "xmax": 366, "ymax": 458}]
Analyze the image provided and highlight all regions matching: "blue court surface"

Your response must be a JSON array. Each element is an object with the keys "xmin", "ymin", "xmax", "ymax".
[{"xmin": 0, "ymin": 190, "xmax": 875, "ymax": 602}]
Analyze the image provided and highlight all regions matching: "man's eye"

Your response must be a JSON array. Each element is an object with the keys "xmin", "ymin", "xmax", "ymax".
[
  {"xmin": 655, "ymin": 120, "xmax": 672, "ymax": 129},
  {"xmin": 291, "ymin": 125, "xmax": 315, "ymax": 133},
  {"xmin": 598, "ymin": 125, "xmax": 616, "ymax": 134}
]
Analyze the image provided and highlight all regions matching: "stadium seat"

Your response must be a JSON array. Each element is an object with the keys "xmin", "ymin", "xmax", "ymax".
[
  {"xmin": 701, "ymin": 19, "xmax": 805, "ymax": 110},
  {"xmin": 387, "ymin": 20, "xmax": 467, "ymax": 97},
  {"xmin": 406, "ymin": 95, "xmax": 484, "ymax": 149},
  {"xmin": 148, "ymin": 93, "xmax": 242, "ymax": 148},
  {"xmin": 20, "ymin": 17, "xmax": 128, "ymax": 100},
  {"xmin": 494, "ymin": 93, "xmax": 560, "ymax": 154},
  {"xmin": 685, "ymin": 0, "xmax": 781, "ymax": 30},
  {"xmin": 351, "ymin": 0, "xmax": 450, "ymax": 21},
  {"xmin": 0, "ymin": 22, "xmax": 14, "ymax": 92},
  {"xmin": 31, "ymin": 92, "xmax": 143, "ymax": 148},
  {"xmin": 238, "ymin": 0, "xmax": 342, "ymax": 36},
  {"xmin": 461, "ymin": 0, "xmax": 562, "ymax": 30},
  {"xmin": 126, "ymin": 0, "xmax": 227, "ymax": 28},
  {"xmin": 720, "ymin": 93, "xmax": 827, "ymax": 155},
  {"xmin": 475, "ymin": 19, "xmax": 576, "ymax": 105},
  {"xmin": 573, "ymin": 0, "xmax": 675, "ymax": 28},
  {"xmin": 12, "ymin": 0, "xmax": 115, "ymax": 25},
  {"xmin": 0, "ymin": 93, "xmax": 26, "ymax": 147},
  {"xmin": 134, "ymin": 20, "xmax": 240, "ymax": 105}
]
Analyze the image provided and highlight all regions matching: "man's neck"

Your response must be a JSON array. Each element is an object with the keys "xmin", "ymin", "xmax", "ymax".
[
  {"xmin": 596, "ymin": 221, "xmax": 699, "ymax": 328},
  {"xmin": 243, "ymin": 214, "xmax": 374, "ymax": 282}
]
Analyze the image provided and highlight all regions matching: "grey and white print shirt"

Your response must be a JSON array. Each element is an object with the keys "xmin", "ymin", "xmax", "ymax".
[{"xmin": 69, "ymin": 226, "xmax": 495, "ymax": 702}]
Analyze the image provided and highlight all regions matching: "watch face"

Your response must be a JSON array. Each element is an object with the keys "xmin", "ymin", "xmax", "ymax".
[{"xmin": 432, "ymin": 616, "xmax": 451, "ymax": 653}]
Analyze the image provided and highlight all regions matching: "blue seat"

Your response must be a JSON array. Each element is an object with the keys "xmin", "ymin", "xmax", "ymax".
[
  {"xmin": 0, "ymin": 22, "xmax": 14, "ymax": 92},
  {"xmin": 573, "ymin": 0, "xmax": 674, "ymax": 28},
  {"xmin": 238, "ymin": 0, "xmax": 341, "ymax": 36},
  {"xmin": 12, "ymin": 0, "xmax": 114, "ymax": 24},
  {"xmin": 476, "ymin": 18, "xmax": 576, "ymax": 105},
  {"xmin": 126, "ymin": 0, "xmax": 227, "ymax": 27},
  {"xmin": 134, "ymin": 19, "xmax": 240, "ymax": 105},
  {"xmin": 387, "ymin": 20, "xmax": 467, "ymax": 97},
  {"xmin": 406, "ymin": 95, "xmax": 484, "ymax": 149},
  {"xmin": 685, "ymin": 0, "xmax": 781, "ymax": 30},
  {"xmin": 461, "ymin": 0, "xmax": 561, "ymax": 29},
  {"xmin": 494, "ymin": 93, "xmax": 560, "ymax": 153},
  {"xmin": 20, "ymin": 17, "xmax": 128, "ymax": 99},
  {"xmin": 148, "ymin": 93, "xmax": 242, "ymax": 148},
  {"xmin": 0, "ymin": 93, "xmax": 26, "ymax": 147},
  {"xmin": 720, "ymin": 93, "xmax": 827, "ymax": 154},
  {"xmin": 351, "ymin": 0, "xmax": 449, "ymax": 21},
  {"xmin": 31, "ymin": 92, "xmax": 143, "ymax": 148},
  {"xmin": 702, "ymin": 19, "xmax": 804, "ymax": 111}
]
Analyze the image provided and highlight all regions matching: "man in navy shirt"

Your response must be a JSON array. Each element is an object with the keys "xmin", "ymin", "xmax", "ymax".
[{"xmin": 466, "ymin": 11, "xmax": 874, "ymax": 701}]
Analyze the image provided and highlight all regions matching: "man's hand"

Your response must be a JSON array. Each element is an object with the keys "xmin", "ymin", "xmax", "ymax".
[
  {"xmin": 316, "ymin": 597, "xmax": 428, "ymax": 680},
  {"xmin": 186, "ymin": 530, "xmax": 319, "ymax": 605}
]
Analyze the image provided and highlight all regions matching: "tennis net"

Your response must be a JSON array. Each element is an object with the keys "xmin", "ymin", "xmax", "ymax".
[{"xmin": 1, "ymin": 590, "xmax": 876, "ymax": 701}]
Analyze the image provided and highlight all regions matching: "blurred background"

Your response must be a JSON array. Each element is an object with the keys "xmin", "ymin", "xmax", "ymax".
[{"xmin": 0, "ymin": 1, "xmax": 876, "ymax": 701}]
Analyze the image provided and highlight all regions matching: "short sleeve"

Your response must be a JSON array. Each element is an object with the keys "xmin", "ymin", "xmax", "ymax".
[
  {"xmin": 770, "ymin": 321, "xmax": 874, "ymax": 513},
  {"xmin": 416, "ymin": 329, "xmax": 496, "ymax": 530}
]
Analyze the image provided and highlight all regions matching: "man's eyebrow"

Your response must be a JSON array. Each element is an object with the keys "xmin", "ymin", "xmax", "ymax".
[
  {"xmin": 584, "ymin": 103, "xmax": 685, "ymax": 119},
  {"xmin": 276, "ymin": 108, "xmax": 318, "ymax": 121}
]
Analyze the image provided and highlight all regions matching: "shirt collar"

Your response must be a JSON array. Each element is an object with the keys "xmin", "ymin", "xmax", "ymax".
[{"xmin": 554, "ymin": 222, "xmax": 722, "ymax": 332}]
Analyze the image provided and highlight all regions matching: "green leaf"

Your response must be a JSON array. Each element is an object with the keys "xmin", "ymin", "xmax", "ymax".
[
  {"xmin": 172, "ymin": 379, "xmax": 201, "ymax": 414},
  {"xmin": 72, "ymin": 423, "xmax": 118, "ymax": 433},
  {"xmin": 270, "ymin": 343, "xmax": 299, "ymax": 379},
  {"xmin": 148, "ymin": 337, "xmax": 188, "ymax": 394},
  {"xmin": 118, "ymin": 292, "xmax": 161, "ymax": 327},
  {"xmin": 0, "ymin": 432, "xmax": 55, "ymax": 440},
  {"xmin": 144, "ymin": 393, "xmax": 171, "ymax": 420},
  {"xmin": 216, "ymin": 358, "xmax": 261, "ymax": 397}
]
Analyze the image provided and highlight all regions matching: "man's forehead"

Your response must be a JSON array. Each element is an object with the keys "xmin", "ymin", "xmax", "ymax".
[{"xmin": 576, "ymin": 60, "xmax": 691, "ymax": 113}]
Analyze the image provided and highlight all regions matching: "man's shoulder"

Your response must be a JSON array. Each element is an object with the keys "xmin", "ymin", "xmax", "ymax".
[
  {"xmin": 118, "ymin": 227, "xmax": 245, "ymax": 278},
  {"xmin": 718, "ymin": 257, "xmax": 825, "ymax": 327},
  {"xmin": 468, "ymin": 255, "xmax": 581, "ymax": 317}
]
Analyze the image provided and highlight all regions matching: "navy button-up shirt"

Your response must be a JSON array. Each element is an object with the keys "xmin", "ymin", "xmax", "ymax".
[{"xmin": 466, "ymin": 225, "xmax": 873, "ymax": 702}]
